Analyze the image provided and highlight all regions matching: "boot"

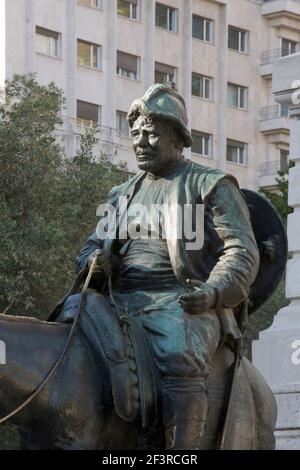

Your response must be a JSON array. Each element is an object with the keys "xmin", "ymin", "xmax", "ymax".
[{"xmin": 161, "ymin": 377, "xmax": 208, "ymax": 450}]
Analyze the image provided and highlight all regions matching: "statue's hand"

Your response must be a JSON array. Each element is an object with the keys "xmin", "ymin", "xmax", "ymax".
[
  {"xmin": 87, "ymin": 249, "xmax": 112, "ymax": 277},
  {"xmin": 178, "ymin": 279, "xmax": 217, "ymax": 315}
]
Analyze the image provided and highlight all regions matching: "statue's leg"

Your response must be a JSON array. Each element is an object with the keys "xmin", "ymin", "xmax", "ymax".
[
  {"xmin": 53, "ymin": 290, "xmax": 109, "ymax": 324},
  {"xmin": 161, "ymin": 377, "xmax": 208, "ymax": 450},
  {"xmin": 139, "ymin": 298, "xmax": 221, "ymax": 450}
]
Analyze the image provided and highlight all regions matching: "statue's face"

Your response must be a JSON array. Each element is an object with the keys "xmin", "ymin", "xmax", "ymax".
[{"xmin": 131, "ymin": 116, "xmax": 182, "ymax": 175}]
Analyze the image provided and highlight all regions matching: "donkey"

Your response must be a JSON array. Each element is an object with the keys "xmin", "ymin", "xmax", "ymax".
[{"xmin": 0, "ymin": 312, "xmax": 277, "ymax": 450}]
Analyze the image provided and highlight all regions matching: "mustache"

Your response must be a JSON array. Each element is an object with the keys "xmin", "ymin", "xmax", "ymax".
[{"xmin": 136, "ymin": 151, "xmax": 155, "ymax": 157}]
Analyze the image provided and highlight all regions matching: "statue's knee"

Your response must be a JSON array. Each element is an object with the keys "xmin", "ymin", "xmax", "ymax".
[{"xmin": 54, "ymin": 291, "xmax": 110, "ymax": 324}]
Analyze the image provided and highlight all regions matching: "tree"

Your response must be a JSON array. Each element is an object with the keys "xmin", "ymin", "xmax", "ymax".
[
  {"xmin": 243, "ymin": 277, "xmax": 288, "ymax": 359},
  {"xmin": 244, "ymin": 164, "xmax": 293, "ymax": 359},
  {"xmin": 261, "ymin": 163, "xmax": 294, "ymax": 224},
  {"xmin": 0, "ymin": 74, "xmax": 129, "ymax": 319},
  {"xmin": 0, "ymin": 74, "xmax": 132, "ymax": 450}
]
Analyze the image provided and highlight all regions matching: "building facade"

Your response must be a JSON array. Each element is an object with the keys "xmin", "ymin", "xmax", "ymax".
[
  {"xmin": 1, "ymin": 0, "xmax": 300, "ymax": 189},
  {"xmin": 253, "ymin": 51, "xmax": 300, "ymax": 450}
]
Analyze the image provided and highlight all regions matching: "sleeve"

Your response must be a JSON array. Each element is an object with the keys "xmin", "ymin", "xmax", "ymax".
[
  {"xmin": 75, "ymin": 231, "xmax": 103, "ymax": 273},
  {"xmin": 205, "ymin": 179, "xmax": 260, "ymax": 308}
]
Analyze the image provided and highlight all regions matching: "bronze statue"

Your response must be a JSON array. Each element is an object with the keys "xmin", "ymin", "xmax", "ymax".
[
  {"xmin": 0, "ymin": 84, "xmax": 287, "ymax": 450},
  {"xmin": 73, "ymin": 84, "xmax": 262, "ymax": 450}
]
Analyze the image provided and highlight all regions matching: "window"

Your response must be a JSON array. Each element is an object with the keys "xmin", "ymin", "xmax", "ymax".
[
  {"xmin": 117, "ymin": 51, "xmax": 139, "ymax": 80},
  {"xmin": 77, "ymin": 0, "xmax": 102, "ymax": 8},
  {"xmin": 227, "ymin": 83, "xmax": 247, "ymax": 109},
  {"xmin": 280, "ymin": 149, "xmax": 289, "ymax": 172},
  {"xmin": 228, "ymin": 26, "xmax": 248, "ymax": 53},
  {"xmin": 280, "ymin": 104, "xmax": 289, "ymax": 118},
  {"xmin": 281, "ymin": 38, "xmax": 297, "ymax": 57},
  {"xmin": 117, "ymin": 0, "xmax": 138, "ymax": 20},
  {"xmin": 191, "ymin": 131, "xmax": 212, "ymax": 157},
  {"xmin": 155, "ymin": 3, "xmax": 177, "ymax": 33},
  {"xmin": 192, "ymin": 15, "xmax": 213, "ymax": 42},
  {"xmin": 77, "ymin": 40, "xmax": 101, "ymax": 69},
  {"xmin": 192, "ymin": 73, "xmax": 213, "ymax": 100},
  {"xmin": 227, "ymin": 139, "xmax": 246, "ymax": 165},
  {"xmin": 155, "ymin": 62, "xmax": 176, "ymax": 86},
  {"xmin": 35, "ymin": 27, "xmax": 61, "ymax": 58},
  {"xmin": 77, "ymin": 100, "xmax": 100, "ymax": 127},
  {"xmin": 117, "ymin": 111, "xmax": 131, "ymax": 137}
]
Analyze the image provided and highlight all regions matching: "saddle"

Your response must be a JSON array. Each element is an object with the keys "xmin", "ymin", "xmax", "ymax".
[
  {"xmin": 52, "ymin": 290, "xmax": 158, "ymax": 428},
  {"xmin": 48, "ymin": 287, "xmax": 270, "ymax": 449}
]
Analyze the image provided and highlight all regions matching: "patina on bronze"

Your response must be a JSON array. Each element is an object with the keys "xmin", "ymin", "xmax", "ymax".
[
  {"xmin": 0, "ymin": 84, "xmax": 285, "ymax": 450},
  {"xmin": 78, "ymin": 84, "xmax": 262, "ymax": 450}
]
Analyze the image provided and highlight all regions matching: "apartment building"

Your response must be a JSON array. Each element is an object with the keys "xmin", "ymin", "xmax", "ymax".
[{"xmin": 1, "ymin": 0, "xmax": 300, "ymax": 190}]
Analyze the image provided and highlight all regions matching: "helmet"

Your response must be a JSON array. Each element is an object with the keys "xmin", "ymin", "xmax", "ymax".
[{"xmin": 127, "ymin": 84, "xmax": 193, "ymax": 148}]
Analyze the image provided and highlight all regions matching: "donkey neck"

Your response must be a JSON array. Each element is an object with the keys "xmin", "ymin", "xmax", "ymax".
[{"xmin": 0, "ymin": 315, "xmax": 70, "ymax": 419}]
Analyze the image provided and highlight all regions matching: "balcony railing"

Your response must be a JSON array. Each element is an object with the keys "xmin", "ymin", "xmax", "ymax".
[
  {"xmin": 54, "ymin": 115, "xmax": 134, "ymax": 161},
  {"xmin": 259, "ymin": 0, "xmax": 300, "ymax": 2},
  {"xmin": 260, "ymin": 104, "xmax": 290, "ymax": 120},
  {"xmin": 261, "ymin": 46, "xmax": 300, "ymax": 65},
  {"xmin": 260, "ymin": 160, "xmax": 281, "ymax": 176},
  {"xmin": 259, "ymin": 0, "xmax": 300, "ymax": 6},
  {"xmin": 56, "ymin": 116, "xmax": 132, "ymax": 144},
  {"xmin": 260, "ymin": 159, "xmax": 289, "ymax": 176}
]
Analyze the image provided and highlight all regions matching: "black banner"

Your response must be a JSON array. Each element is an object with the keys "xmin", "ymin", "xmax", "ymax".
[{"xmin": 0, "ymin": 450, "xmax": 299, "ymax": 468}]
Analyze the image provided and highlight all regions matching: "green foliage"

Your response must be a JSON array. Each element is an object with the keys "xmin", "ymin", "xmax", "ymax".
[
  {"xmin": 0, "ymin": 74, "xmax": 129, "ymax": 319},
  {"xmin": 243, "ymin": 277, "xmax": 288, "ymax": 360},
  {"xmin": 248, "ymin": 165, "xmax": 291, "ymax": 358},
  {"xmin": 0, "ymin": 424, "xmax": 20, "ymax": 450},
  {"xmin": 260, "ymin": 163, "xmax": 293, "ymax": 223},
  {"xmin": 0, "ymin": 74, "xmax": 130, "ymax": 450},
  {"xmin": 251, "ymin": 164, "xmax": 291, "ymax": 360}
]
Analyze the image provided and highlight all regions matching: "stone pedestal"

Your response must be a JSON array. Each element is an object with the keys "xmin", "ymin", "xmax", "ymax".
[
  {"xmin": 252, "ymin": 301, "xmax": 300, "ymax": 449},
  {"xmin": 252, "ymin": 53, "xmax": 300, "ymax": 450}
]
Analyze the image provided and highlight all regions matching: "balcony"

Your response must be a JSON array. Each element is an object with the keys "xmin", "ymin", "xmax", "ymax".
[
  {"xmin": 261, "ymin": 0, "xmax": 300, "ymax": 21},
  {"xmin": 54, "ymin": 116, "xmax": 137, "ymax": 171},
  {"xmin": 259, "ymin": 104, "xmax": 290, "ymax": 144},
  {"xmin": 260, "ymin": 160, "xmax": 281, "ymax": 176},
  {"xmin": 260, "ymin": 46, "xmax": 300, "ymax": 77},
  {"xmin": 55, "ymin": 115, "xmax": 132, "ymax": 147},
  {"xmin": 259, "ymin": 159, "xmax": 282, "ymax": 188},
  {"xmin": 261, "ymin": 103, "xmax": 289, "ymax": 118}
]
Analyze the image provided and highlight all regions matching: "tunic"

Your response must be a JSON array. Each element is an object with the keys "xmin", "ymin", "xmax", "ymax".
[{"xmin": 75, "ymin": 158, "xmax": 259, "ymax": 380}]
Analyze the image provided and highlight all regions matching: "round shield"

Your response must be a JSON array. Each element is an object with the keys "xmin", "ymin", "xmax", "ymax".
[{"xmin": 241, "ymin": 189, "xmax": 288, "ymax": 316}]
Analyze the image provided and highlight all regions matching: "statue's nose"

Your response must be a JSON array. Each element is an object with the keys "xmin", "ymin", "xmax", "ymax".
[{"xmin": 136, "ymin": 132, "xmax": 149, "ymax": 147}]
